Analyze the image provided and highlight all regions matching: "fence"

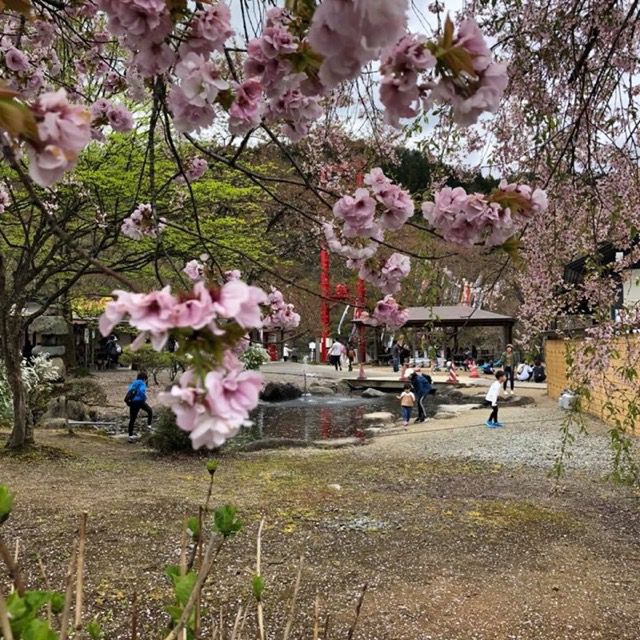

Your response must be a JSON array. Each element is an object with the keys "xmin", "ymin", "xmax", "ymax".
[{"xmin": 545, "ymin": 336, "xmax": 640, "ymax": 430}]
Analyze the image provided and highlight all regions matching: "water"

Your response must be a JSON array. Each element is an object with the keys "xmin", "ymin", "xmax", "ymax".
[{"xmin": 245, "ymin": 391, "xmax": 479, "ymax": 442}]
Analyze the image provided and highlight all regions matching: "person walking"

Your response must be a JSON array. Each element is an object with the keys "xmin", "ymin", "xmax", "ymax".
[
  {"xmin": 391, "ymin": 340, "xmax": 400, "ymax": 373},
  {"xmin": 398, "ymin": 384, "xmax": 415, "ymax": 427},
  {"xmin": 410, "ymin": 368, "xmax": 431, "ymax": 422},
  {"xmin": 125, "ymin": 372, "xmax": 152, "ymax": 443},
  {"xmin": 500, "ymin": 344, "xmax": 519, "ymax": 395},
  {"xmin": 346, "ymin": 342, "xmax": 356, "ymax": 372},
  {"xmin": 328, "ymin": 338, "xmax": 343, "ymax": 371},
  {"xmin": 107, "ymin": 335, "xmax": 122, "ymax": 368},
  {"xmin": 485, "ymin": 370, "xmax": 506, "ymax": 428}
]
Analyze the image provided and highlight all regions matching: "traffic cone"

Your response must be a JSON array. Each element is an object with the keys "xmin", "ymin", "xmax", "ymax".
[
  {"xmin": 446, "ymin": 362, "xmax": 459, "ymax": 384},
  {"xmin": 469, "ymin": 361, "xmax": 480, "ymax": 378}
]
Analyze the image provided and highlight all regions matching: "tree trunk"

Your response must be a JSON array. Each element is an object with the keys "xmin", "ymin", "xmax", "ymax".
[{"xmin": 5, "ymin": 325, "xmax": 31, "ymax": 450}]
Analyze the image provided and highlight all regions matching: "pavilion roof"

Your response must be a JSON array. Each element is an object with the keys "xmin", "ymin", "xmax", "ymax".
[{"xmin": 354, "ymin": 304, "xmax": 515, "ymax": 328}]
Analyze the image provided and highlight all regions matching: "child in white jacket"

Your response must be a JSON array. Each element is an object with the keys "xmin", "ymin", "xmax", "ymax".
[{"xmin": 485, "ymin": 370, "xmax": 506, "ymax": 428}]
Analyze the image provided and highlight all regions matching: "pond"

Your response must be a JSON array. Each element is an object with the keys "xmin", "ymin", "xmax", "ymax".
[{"xmin": 244, "ymin": 390, "xmax": 480, "ymax": 442}]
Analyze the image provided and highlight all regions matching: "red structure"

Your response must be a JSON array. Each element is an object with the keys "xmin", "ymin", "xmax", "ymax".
[
  {"xmin": 319, "ymin": 169, "xmax": 368, "ymax": 365},
  {"xmin": 319, "ymin": 247, "xmax": 331, "ymax": 363}
]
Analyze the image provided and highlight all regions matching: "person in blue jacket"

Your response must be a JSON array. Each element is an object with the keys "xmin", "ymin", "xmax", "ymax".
[
  {"xmin": 410, "ymin": 368, "xmax": 431, "ymax": 423},
  {"xmin": 126, "ymin": 372, "xmax": 152, "ymax": 442}
]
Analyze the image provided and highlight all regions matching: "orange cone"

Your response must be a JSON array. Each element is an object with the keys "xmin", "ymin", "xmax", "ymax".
[
  {"xmin": 446, "ymin": 362, "xmax": 459, "ymax": 384},
  {"xmin": 469, "ymin": 361, "xmax": 479, "ymax": 378}
]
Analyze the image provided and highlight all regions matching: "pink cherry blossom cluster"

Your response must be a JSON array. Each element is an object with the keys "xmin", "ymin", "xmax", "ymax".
[
  {"xmin": 179, "ymin": 3, "xmax": 234, "ymax": 58},
  {"xmin": 120, "ymin": 203, "xmax": 166, "ymax": 240},
  {"xmin": 159, "ymin": 354, "xmax": 262, "ymax": 449},
  {"xmin": 352, "ymin": 252, "xmax": 411, "ymax": 295},
  {"xmin": 99, "ymin": 280, "xmax": 267, "ymax": 350},
  {"xmin": 421, "ymin": 181, "xmax": 548, "ymax": 247},
  {"xmin": 379, "ymin": 18, "xmax": 508, "ymax": 128},
  {"xmin": 26, "ymin": 89, "xmax": 92, "ymax": 187},
  {"xmin": 262, "ymin": 287, "xmax": 301, "ymax": 331},
  {"xmin": 91, "ymin": 99, "xmax": 134, "ymax": 133},
  {"xmin": 180, "ymin": 157, "xmax": 208, "ymax": 183},
  {"xmin": 183, "ymin": 259, "xmax": 205, "ymax": 282},
  {"xmin": 360, "ymin": 295, "xmax": 409, "ymax": 330},
  {"xmin": 307, "ymin": 0, "xmax": 409, "ymax": 90},
  {"xmin": 169, "ymin": 52, "xmax": 230, "ymax": 133},
  {"xmin": 241, "ymin": 8, "xmax": 322, "ymax": 140},
  {"xmin": 430, "ymin": 19, "xmax": 508, "ymax": 126},
  {"xmin": 96, "ymin": 0, "xmax": 174, "ymax": 77},
  {"xmin": 0, "ymin": 189, "xmax": 10, "ymax": 214},
  {"xmin": 331, "ymin": 168, "xmax": 414, "ymax": 239},
  {"xmin": 379, "ymin": 34, "xmax": 436, "ymax": 127},
  {"xmin": 322, "ymin": 223, "xmax": 380, "ymax": 261}
]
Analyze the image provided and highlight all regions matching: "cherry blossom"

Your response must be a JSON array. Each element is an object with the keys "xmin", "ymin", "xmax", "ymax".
[
  {"xmin": 159, "ymin": 357, "xmax": 262, "ymax": 450},
  {"xmin": 356, "ymin": 253, "xmax": 411, "ymax": 295},
  {"xmin": 180, "ymin": 3, "xmax": 234, "ymax": 57},
  {"xmin": 183, "ymin": 260, "xmax": 205, "ymax": 282},
  {"xmin": 0, "ymin": 189, "xmax": 10, "ymax": 214},
  {"xmin": 121, "ymin": 203, "xmax": 166, "ymax": 240},
  {"xmin": 228, "ymin": 79, "xmax": 265, "ymax": 135},
  {"xmin": 26, "ymin": 89, "xmax": 92, "ymax": 187},
  {"xmin": 360, "ymin": 295, "xmax": 409, "ymax": 329},
  {"xmin": 262, "ymin": 287, "xmax": 301, "ymax": 330},
  {"xmin": 180, "ymin": 157, "xmax": 208, "ymax": 183},
  {"xmin": 333, "ymin": 188, "xmax": 379, "ymax": 238},
  {"xmin": 91, "ymin": 99, "xmax": 134, "ymax": 133},
  {"xmin": 175, "ymin": 52, "xmax": 230, "ymax": 107}
]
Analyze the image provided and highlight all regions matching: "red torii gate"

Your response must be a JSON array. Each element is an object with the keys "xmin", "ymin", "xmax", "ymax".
[{"xmin": 319, "ymin": 173, "xmax": 367, "ymax": 364}]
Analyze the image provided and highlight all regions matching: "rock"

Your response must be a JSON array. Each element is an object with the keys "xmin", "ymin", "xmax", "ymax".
[
  {"xmin": 362, "ymin": 411, "xmax": 395, "ymax": 423},
  {"xmin": 49, "ymin": 357, "xmax": 66, "ymax": 380},
  {"xmin": 42, "ymin": 396, "xmax": 91, "ymax": 422},
  {"xmin": 364, "ymin": 427, "xmax": 383, "ymax": 436},
  {"xmin": 433, "ymin": 411, "xmax": 456, "ymax": 420},
  {"xmin": 39, "ymin": 417, "xmax": 69, "ymax": 430},
  {"xmin": 327, "ymin": 483, "xmax": 342, "ymax": 491},
  {"xmin": 260, "ymin": 382, "xmax": 302, "ymax": 402},
  {"xmin": 58, "ymin": 378, "xmax": 107, "ymax": 406},
  {"xmin": 308, "ymin": 385, "xmax": 335, "ymax": 396},
  {"xmin": 312, "ymin": 437, "xmax": 363, "ymax": 449},
  {"xmin": 361, "ymin": 388, "xmax": 386, "ymax": 398},
  {"xmin": 437, "ymin": 404, "xmax": 481, "ymax": 414}
]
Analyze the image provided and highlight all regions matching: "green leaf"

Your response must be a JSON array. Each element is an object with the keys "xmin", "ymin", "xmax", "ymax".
[
  {"xmin": 87, "ymin": 619, "xmax": 103, "ymax": 640},
  {"xmin": 164, "ymin": 564, "xmax": 180, "ymax": 580},
  {"xmin": 252, "ymin": 575, "xmax": 265, "ymax": 600},
  {"xmin": 206, "ymin": 460, "xmax": 219, "ymax": 476},
  {"xmin": 213, "ymin": 505, "xmax": 242, "ymax": 538},
  {"xmin": 0, "ymin": 484, "xmax": 13, "ymax": 524},
  {"xmin": 186, "ymin": 516, "xmax": 200, "ymax": 538},
  {"xmin": 172, "ymin": 572, "xmax": 198, "ymax": 607},
  {"xmin": 49, "ymin": 592, "xmax": 64, "ymax": 615},
  {"xmin": 24, "ymin": 591, "xmax": 50, "ymax": 614},
  {"xmin": 22, "ymin": 619, "xmax": 57, "ymax": 640}
]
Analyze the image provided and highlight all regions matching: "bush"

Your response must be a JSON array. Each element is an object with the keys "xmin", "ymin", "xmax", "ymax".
[
  {"xmin": 146, "ymin": 407, "xmax": 193, "ymax": 454},
  {"xmin": 0, "ymin": 354, "xmax": 58, "ymax": 424},
  {"xmin": 241, "ymin": 343, "xmax": 270, "ymax": 370}
]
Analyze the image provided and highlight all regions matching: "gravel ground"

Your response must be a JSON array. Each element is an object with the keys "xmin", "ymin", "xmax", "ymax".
[{"xmin": 359, "ymin": 390, "xmax": 625, "ymax": 477}]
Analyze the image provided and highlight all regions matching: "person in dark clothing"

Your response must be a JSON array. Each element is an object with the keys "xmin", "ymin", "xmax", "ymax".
[
  {"xmin": 126, "ymin": 372, "xmax": 152, "ymax": 442},
  {"xmin": 391, "ymin": 341, "xmax": 400, "ymax": 373},
  {"xmin": 410, "ymin": 369, "xmax": 431, "ymax": 422},
  {"xmin": 107, "ymin": 335, "xmax": 122, "ymax": 368},
  {"xmin": 21, "ymin": 338, "xmax": 33, "ymax": 363},
  {"xmin": 532, "ymin": 360, "xmax": 546, "ymax": 383}
]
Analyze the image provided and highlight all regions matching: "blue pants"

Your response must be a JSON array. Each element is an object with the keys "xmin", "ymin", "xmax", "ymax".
[{"xmin": 401, "ymin": 406, "xmax": 412, "ymax": 423}]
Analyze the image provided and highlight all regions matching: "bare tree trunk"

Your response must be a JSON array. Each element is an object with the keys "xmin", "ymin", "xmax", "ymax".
[{"xmin": 5, "ymin": 321, "xmax": 31, "ymax": 450}]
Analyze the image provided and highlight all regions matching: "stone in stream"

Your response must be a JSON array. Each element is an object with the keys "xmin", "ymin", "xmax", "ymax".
[
  {"xmin": 308, "ymin": 385, "xmax": 335, "ymax": 395},
  {"xmin": 260, "ymin": 382, "xmax": 302, "ymax": 402},
  {"xmin": 361, "ymin": 388, "xmax": 386, "ymax": 398},
  {"xmin": 362, "ymin": 411, "xmax": 395, "ymax": 424}
]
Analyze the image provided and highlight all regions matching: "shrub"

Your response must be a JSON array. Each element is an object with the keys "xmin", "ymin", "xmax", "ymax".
[
  {"xmin": 241, "ymin": 344, "xmax": 270, "ymax": 370},
  {"xmin": 146, "ymin": 407, "xmax": 193, "ymax": 454},
  {"xmin": 0, "ymin": 354, "xmax": 58, "ymax": 424}
]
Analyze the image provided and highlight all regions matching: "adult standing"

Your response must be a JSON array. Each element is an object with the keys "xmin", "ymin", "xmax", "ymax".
[
  {"xmin": 410, "ymin": 369, "xmax": 431, "ymax": 422},
  {"xmin": 390, "ymin": 340, "xmax": 400, "ymax": 373},
  {"xmin": 328, "ymin": 338, "xmax": 343, "ymax": 371},
  {"xmin": 346, "ymin": 342, "xmax": 356, "ymax": 372},
  {"xmin": 107, "ymin": 335, "xmax": 122, "ymax": 368},
  {"xmin": 125, "ymin": 372, "xmax": 152, "ymax": 443},
  {"xmin": 283, "ymin": 344, "xmax": 290, "ymax": 362},
  {"xmin": 500, "ymin": 344, "xmax": 519, "ymax": 395}
]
